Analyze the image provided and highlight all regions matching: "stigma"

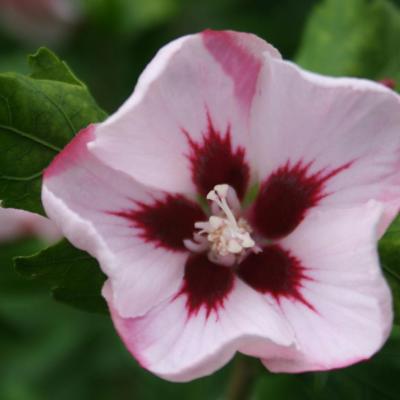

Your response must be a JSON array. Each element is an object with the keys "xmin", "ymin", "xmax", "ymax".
[{"xmin": 184, "ymin": 184, "xmax": 259, "ymax": 266}]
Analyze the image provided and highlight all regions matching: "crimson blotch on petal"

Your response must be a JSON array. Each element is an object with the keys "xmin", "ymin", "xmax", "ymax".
[
  {"xmin": 237, "ymin": 244, "xmax": 312, "ymax": 309},
  {"xmin": 251, "ymin": 160, "xmax": 352, "ymax": 239},
  {"xmin": 184, "ymin": 112, "xmax": 250, "ymax": 200},
  {"xmin": 178, "ymin": 253, "xmax": 235, "ymax": 318},
  {"xmin": 110, "ymin": 195, "xmax": 204, "ymax": 252}
]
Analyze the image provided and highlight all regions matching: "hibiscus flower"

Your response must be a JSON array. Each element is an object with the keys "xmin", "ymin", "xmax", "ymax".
[{"xmin": 42, "ymin": 30, "xmax": 400, "ymax": 381}]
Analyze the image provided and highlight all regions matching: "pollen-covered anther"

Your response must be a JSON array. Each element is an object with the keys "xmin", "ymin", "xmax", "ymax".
[{"xmin": 185, "ymin": 184, "xmax": 258, "ymax": 266}]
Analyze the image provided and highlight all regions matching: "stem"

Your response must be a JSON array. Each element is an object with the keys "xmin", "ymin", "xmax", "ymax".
[{"xmin": 225, "ymin": 355, "xmax": 260, "ymax": 400}]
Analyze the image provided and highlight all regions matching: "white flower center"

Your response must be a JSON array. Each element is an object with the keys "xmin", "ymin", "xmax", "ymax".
[{"xmin": 184, "ymin": 184, "xmax": 258, "ymax": 266}]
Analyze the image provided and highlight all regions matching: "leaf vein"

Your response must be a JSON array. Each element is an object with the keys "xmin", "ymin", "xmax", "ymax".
[
  {"xmin": 0, "ymin": 124, "xmax": 61, "ymax": 152},
  {"xmin": 0, "ymin": 171, "xmax": 42, "ymax": 181}
]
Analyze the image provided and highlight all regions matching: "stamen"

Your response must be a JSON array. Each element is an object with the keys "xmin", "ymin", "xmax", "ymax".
[{"xmin": 186, "ymin": 184, "xmax": 258, "ymax": 266}]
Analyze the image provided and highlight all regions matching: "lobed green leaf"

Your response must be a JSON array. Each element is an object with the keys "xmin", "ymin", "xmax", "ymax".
[
  {"xmin": 1, "ymin": 48, "xmax": 108, "ymax": 313},
  {"xmin": 15, "ymin": 239, "xmax": 107, "ymax": 314},
  {"xmin": 0, "ymin": 47, "xmax": 107, "ymax": 215}
]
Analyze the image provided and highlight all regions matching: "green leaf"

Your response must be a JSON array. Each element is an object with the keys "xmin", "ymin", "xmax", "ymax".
[
  {"xmin": 14, "ymin": 239, "xmax": 107, "ymax": 314},
  {"xmin": 28, "ymin": 47, "xmax": 83, "ymax": 86},
  {"xmin": 253, "ymin": 328, "xmax": 400, "ymax": 399},
  {"xmin": 0, "ymin": 47, "xmax": 107, "ymax": 215},
  {"xmin": 379, "ymin": 215, "xmax": 400, "ymax": 324},
  {"xmin": 296, "ymin": 0, "xmax": 400, "ymax": 89},
  {"xmin": 0, "ymin": 237, "xmax": 46, "ymax": 298}
]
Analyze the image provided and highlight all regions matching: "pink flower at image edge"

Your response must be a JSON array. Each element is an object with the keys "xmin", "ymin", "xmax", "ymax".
[
  {"xmin": 42, "ymin": 30, "xmax": 400, "ymax": 381},
  {"xmin": 0, "ymin": 207, "xmax": 61, "ymax": 243},
  {"xmin": 0, "ymin": 0, "xmax": 80, "ymax": 44}
]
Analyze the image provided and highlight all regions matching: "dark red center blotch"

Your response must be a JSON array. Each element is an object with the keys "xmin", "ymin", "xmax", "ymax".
[
  {"xmin": 251, "ymin": 160, "xmax": 351, "ymax": 239},
  {"xmin": 178, "ymin": 253, "xmax": 235, "ymax": 318},
  {"xmin": 184, "ymin": 112, "xmax": 250, "ymax": 200},
  {"xmin": 110, "ymin": 195, "xmax": 205, "ymax": 252},
  {"xmin": 238, "ymin": 245, "xmax": 313, "ymax": 309}
]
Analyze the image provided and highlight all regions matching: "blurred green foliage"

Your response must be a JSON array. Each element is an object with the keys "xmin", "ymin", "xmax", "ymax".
[
  {"xmin": 1, "ymin": 238, "xmax": 231, "ymax": 400},
  {"xmin": 297, "ymin": 0, "xmax": 400, "ymax": 87},
  {"xmin": 1, "ymin": 0, "xmax": 400, "ymax": 398},
  {"xmin": 0, "ymin": 0, "xmax": 320, "ymax": 112}
]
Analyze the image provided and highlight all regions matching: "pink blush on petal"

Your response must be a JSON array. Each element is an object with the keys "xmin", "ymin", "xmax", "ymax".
[
  {"xmin": 202, "ymin": 30, "xmax": 262, "ymax": 108},
  {"xmin": 44, "ymin": 125, "xmax": 95, "ymax": 179}
]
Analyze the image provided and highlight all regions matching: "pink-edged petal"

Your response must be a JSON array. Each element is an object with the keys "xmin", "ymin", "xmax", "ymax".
[
  {"xmin": 90, "ymin": 31, "xmax": 280, "ymax": 197},
  {"xmin": 42, "ymin": 125, "xmax": 205, "ymax": 318},
  {"xmin": 104, "ymin": 253, "xmax": 294, "ymax": 382},
  {"xmin": 256, "ymin": 202, "xmax": 392, "ymax": 372},
  {"xmin": 251, "ymin": 55, "xmax": 400, "ymax": 237},
  {"xmin": 0, "ymin": 207, "xmax": 61, "ymax": 243}
]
